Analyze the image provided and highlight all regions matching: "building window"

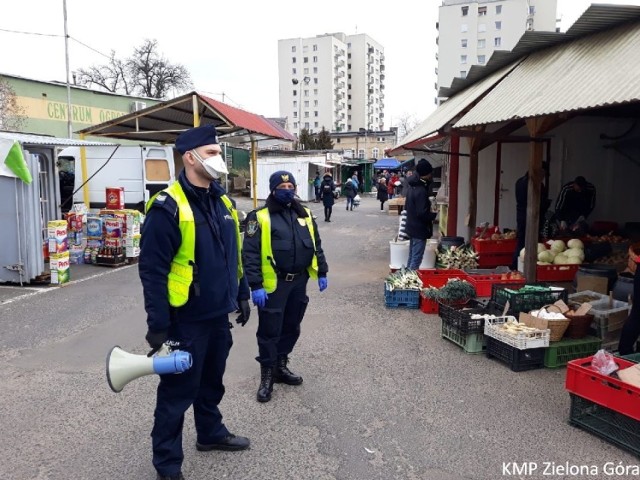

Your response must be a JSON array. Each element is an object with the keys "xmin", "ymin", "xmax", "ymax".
[
  {"xmin": 314, "ymin": 100, "xmax": 318, "ymax": 106},
  {"xmin": 478, "ymin": 55, "xmax": 486, "ymax": 64},
  {"xmin": 460, "ymin": 70, "xmax": 467, "ymax": 78},
  {"xmin": 293, "ymin": 90, "xmax": 297, "ymax": 96},
  {"xmin": 304, "ymin": 68, "xmax": 309, "ymax": 74},
  {"xmin": 293, "ymin": 112, "xmax": 297, "ymax": 118},
  {"xmin": 313, "ymin": 56, "xmax": 318, "ymax": 62},
  {"xmin": 292, "ymin": 68, "xmax": 296, "ymax": 75},
  {"xmin": 347, "ymin": 42, "xmax": 351, "ymax": 48},
  {"xmin": 496, "ymin": 5, "xmax": 502, "ymax": 14},
  {"xmin": 304, "ymin": 112, "xmax": 309, "ymax": 118},
  {"xmin": 293, "ymin": 121, "xmax": 298, "ymax": 128},
  {"xmin": 478, "ymin": 6, "xmax": 487, "ymax": 16},
  {"xmin": 303, "ymin": 45, "xmax": 308, "ymax": 52},
  {"xmin": 348, "ymin": 84, "xmax": 352, "ymax": 90},
  {"xmin": 293, "ymin": 100, "xmax": 297, "ymax": 107},
  {"xmin": 314, "ymin": 111, "xmax": 318, "ymax": 117},
  {"xmin": 344, "ymin": 149, "xmax": 352, "ymax": 157},
  {"xmin": 292, "ymin": 57, "xmax": 296, "ymax": 63},
  {"xmin": 358, "ymin": 149, "xmax": 365, "ymax": 159},
  {"xmin": 529, "ymin": 5, "xmax": 535, "ymax": 14},
  {"xmin": 348, "ymin": 63, "xmax": 352, "ymax": 69},
  {"xmin": 314, "ymin": 67, "xmax": 318, "ymax": 74},
  {"xmin": 461, "ymin": 6, "xmax": 468, "ymax": 16},
  {"xmin": 478, "ymin": 39, "xmax": 486, "ymax": 49},
  {"xmin": 314, "ymin": 89, "xmax": 318, "ymax": 95},
  {"xmin": 304, "ymin": 90, "xmax": 309, "ymax": 97},
  {"xmin": 460, "ymin": 55, "xmax": 467, "ymax": 64},
  {"xmin": 314, "ymin": 78, "xmax": 318, "ymax": 84},
  {"xmin": 495, "ymin": 37, "xmax": 502, "ymax": 47},
  {"xmin": 372, "ymin": 148, "xmax": 379, "ymax": 159},
  {"xmin": 348, "ymin": 53, "xmax": 351, "ymax": 59},
  {"xmin": 314, "ymin": 122, "xmax": 319, "ymax": 127},
  {"xmin": 336, "ymin": 138, "xmax": 341, "ymax": 143},
  {"xmin": 461, "ymin": 23, "xmax": 468, "ymax": 32},
  {"xmin": 478, "ymin": 23, "xmax": 486, "ymax": 33},
  {"xmin": 292, "ymin": 46, "xmax": 296, "ymax": 52},
  {"xmin": 304, "ymin": 101, "xmax": 309, "ymax": 107},
  {"xmin": 495, "ymin": 21, "xmax": 502, "ymax": 30},
  {"xmin": 461, "ymin": 39, "xmax": 467, "ymax": 48},
  {"xmin": 305, "ymin": 122, "xmax": 309, "ymax": 129},
  {"xmin": 303, "ymin": 57, "xmax": 308, "ymax": 63},
  {"xmin": 313, "ymin": 44, "xmax": 318, "ymax": 51}
]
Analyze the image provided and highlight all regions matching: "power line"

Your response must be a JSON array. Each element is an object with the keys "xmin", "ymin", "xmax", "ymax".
[
  {"xmin": 69, "ymin": 36, "xmax": 112, "ymax": 59},
  {"xmin": 0, "ymin": 27, "xmax": 62, "ymax": 37}
]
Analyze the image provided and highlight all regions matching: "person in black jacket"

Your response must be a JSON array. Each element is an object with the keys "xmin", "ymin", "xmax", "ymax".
[
  {"xmin": 320, "ymin": 173, "xmax": 336, "ymax": 222},
  {"xmin": 554, "ymin": 176, "xmax": 596, "ymax": 227},
  {"xmin": 405, "ymin": 159, "xmax": 436, "ymax": 270},
  {"xmin": 242, "ymin": 171, "xmax": 329, "ymax": 403},
  {"xmin": 139, "ymin": 125, "xmax": 251, "ymax": 480},
  {"xmin": 343, "ymin": 177, "xmax": 358, "ymax": 211},
  {"xmin": 376, "ymin": 177, "xmax": 389, "ymax": 210}
]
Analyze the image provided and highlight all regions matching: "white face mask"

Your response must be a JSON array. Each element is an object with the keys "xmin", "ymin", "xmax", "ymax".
[{"xmin": 192, "ymin": 150, "xmax": 228, "ymax": 179}]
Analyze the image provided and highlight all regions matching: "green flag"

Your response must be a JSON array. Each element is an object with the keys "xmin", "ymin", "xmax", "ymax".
[{"xmin": 4, "ymin": 141, "xmax": 32, "ymax": 184}]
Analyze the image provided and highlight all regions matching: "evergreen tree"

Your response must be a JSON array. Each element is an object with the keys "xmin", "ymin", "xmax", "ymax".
[
  {"xmin": 315, "ymin": 128, "xmax": 334, "ymax": 150},
  {"xmin": 298, "ymin": 128, "xmax": 315, "ymax": 150}
]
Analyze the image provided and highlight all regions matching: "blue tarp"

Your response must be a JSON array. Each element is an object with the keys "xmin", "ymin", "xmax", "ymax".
[{"xmin": 372, "ymin": 158, "xmax": 400, "ymax": 169}]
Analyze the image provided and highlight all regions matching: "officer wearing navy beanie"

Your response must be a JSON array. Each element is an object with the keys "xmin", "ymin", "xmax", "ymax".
[
  {"xmin": 242, "ymin": 170, "xmax": 329, "ymax": 403},
  {"xmin": 139, "ymin": 124, "xmax": 251, "ymax": 480}
]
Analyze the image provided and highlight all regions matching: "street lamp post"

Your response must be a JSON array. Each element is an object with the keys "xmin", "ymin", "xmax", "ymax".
[{"xmin": 292, "ymin": 76, "xmax": 310, "ymax": 149}]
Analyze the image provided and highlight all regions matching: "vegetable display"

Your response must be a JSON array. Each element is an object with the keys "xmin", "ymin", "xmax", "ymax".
[
  {"xmin": 385, "ymin": 268, "xmax": 422, "ymax": 291},
  {"xmin": 422, "ymin": 278, "xmax": 476, "ymax": 303},
  {"xmin": 520, "ymin": 239, "xmax": 586, "ymax": 266},
  {"xmin": 437, "ymin": 244, "xmax": 479, "ymax": 269}
]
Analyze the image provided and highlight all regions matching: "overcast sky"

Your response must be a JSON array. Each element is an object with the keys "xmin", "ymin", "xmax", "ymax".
[{"xmin": 1, "ymin": 0, "xmax": 638, "ymax": 129}]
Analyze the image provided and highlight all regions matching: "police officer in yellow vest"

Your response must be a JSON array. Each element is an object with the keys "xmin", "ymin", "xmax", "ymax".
[
  {"xmin": 139, "ymin": 125, "xmax": 251, "ymax": 480},
  {"xmin": 242, "ymin": 171, "xmax": 329, "ymax": 403}
]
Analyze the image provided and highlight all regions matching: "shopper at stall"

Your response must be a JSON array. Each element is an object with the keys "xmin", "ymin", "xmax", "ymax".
[
  {"xmin": 405, "ymin": 159, "xmax": 436, "ymax": 270},
  {"xmin": 313, "ymin": 171, "xmax": 321, "ymax": 202},
  {"xmin": 618, "ymin": 261, "xmax": 640, "ymax": 355},
  {"xmin": 320, "ymin": 172, "xmax": 336, "ymax": 222},
  {"xmin": 377, "ymin": 177, "xmax": 389, "ymax": 211},
  {"xmin": 242, "ymin": 170, "xmax": 329, "ymax": 403},
  {"xmin": 139, "ymin": 124, "xmax": 251, "ymax": 480},
  {"xmin": 554, "ymin": 176, "xmax": 596, "ymax": 229}
]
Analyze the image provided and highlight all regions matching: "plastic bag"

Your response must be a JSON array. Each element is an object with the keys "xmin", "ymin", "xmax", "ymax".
[
  {"xmin": 353, "ymin": 194, "xmax": 361, "ymax": 202},
  {"xmin": 591, "ymin": 349, "xmax": 619, "ymax": 376}
]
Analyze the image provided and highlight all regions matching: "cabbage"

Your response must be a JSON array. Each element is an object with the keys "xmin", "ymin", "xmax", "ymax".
[
  {"xmin": 566, "ymin": 256, "xmax": 582, "ymax": 264},
  {"xmin": 550, "ymin": 240, "xmax": 566, "ymax": 253},
  {"xmin": 537, "ymin": 243, "xmax": 547, "ymax": 254},
  {"xmin": 567, "ymin": 239, "xmax": 584, "ymax": 250},
  {"xmin": 519, "ymin": 248, "xmax": 526, "ymax": 259},
  {"xmin": 565, "ymin": 248, "xmax": 585, "ymax": 261},
  {"xmin": 553, "ymin": 254, "xmax": 569, "ymax": 265},
  {"xmin": 537, "ymin": 261, "xmax": 552, "ymax": 265},
  {"xmin": 538, "ymin": 250, "xmax": 555, "ymax": 263}
]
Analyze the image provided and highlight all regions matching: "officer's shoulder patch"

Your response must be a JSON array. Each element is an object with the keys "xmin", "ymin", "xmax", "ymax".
[
  {"xmin": 246, "ymin": 220, "xmax": 258, "ymax": 237},
  {"xmin": 149, "ymin": 193, "xmax": 178, "ymax": 218}
]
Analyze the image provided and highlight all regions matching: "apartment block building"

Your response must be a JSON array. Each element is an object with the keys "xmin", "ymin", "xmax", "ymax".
[
  {"xmin": 278, "ymin": 32, "xmax": 385, "ymax": 136},
  {"xmin": 436, "ymin": 0, "xmax": 558, "ymax": 101}
]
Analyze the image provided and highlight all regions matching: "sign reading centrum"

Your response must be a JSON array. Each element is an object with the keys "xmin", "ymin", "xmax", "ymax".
[{"xmin": 46, "ymin": 101, "xmax": 126, "ymax": 123}]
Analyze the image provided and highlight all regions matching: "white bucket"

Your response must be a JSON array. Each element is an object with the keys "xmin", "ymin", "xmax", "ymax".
[
  {"xmin": 390, "ymin": 240, "xmax": 410, "ymax": 269},
  {"xmin": 419, "ymin": 242, "xmax": 438, "ymax": 269}
]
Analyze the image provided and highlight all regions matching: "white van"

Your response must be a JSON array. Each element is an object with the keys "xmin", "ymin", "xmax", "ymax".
[{"xmin": 58, "ymin": 145, "xmax": 179, "ymax": 211}]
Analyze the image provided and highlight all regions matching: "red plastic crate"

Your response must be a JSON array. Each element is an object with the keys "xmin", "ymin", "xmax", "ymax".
[
  {"xmin": 417, "ymin": 269, "xmax": 467, "ymax": 288},
  {"xmin": 472, "ymin": 238, "xmax": 517, "ymax": 254},
  {"xmin": 420, "ymin": 296, "xmax": 439, "ymax": 314},
  {"xmin": 566, "ymin": 355, "xmax": 640, "ymax": 421},
  {"xmin": 468, "ymin": 274, "xmax": 526, "ymax": 297},
  {"xmin": 476, "ymin": 252, "xmax": 513, "ymax": 268},
  {"xmin": 537, "ymin": 264, "xmax": 579, "ymax": 282}
]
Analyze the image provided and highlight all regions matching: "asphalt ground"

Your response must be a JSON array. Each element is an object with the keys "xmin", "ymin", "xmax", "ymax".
[{"xmin": 0, "ymin": 194, "xmax": 636, "ymax": 480}]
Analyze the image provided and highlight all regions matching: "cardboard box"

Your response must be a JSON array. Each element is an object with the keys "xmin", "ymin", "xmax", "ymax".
[
  {"xmin": 104, "ymin": 218, "xmax": 123, "ymax": 238},
  {"xmin": 124, "ymin": 235, "xmax": 141, "ymax": 249},
  {"xmin": 618, "ymin": 364, "xmax": 640, "ymax": 389},
  {"xmin": 47, "ymin": 221, "xmax": 68, "ymax": 254},
  {"xmin": 125, "ymin": 246, "xmax": 141, "ymax": 258},
  {"xmin": 577, "ymin": 275, "xmax": 609, "ymax": 295},
  {"xmin": 86, "ymin": 216, "xmax": 102, "ymax": 237},
  {"xmin": 104, "ymin": 237, "xmax": 122, "ymax": 249},
  {"xmin": 519, "ymin": 300, "xmax": 570, "ymax": 330},
  {"xmin": 50, "ymin": 252, "xmax": 70, "ymax": 285}
]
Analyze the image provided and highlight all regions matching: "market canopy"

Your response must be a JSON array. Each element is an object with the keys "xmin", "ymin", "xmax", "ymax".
[
  {"xmin": 372, "ymin": 158, "xmax": 400, "ymax": 169},
  {"xmin": 76, "ymin": 91, "xmax": 296, "ymax": 145}
]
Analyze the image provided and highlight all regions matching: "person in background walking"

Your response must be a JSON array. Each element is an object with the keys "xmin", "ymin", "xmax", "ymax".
[
  {"xmin": 242, "ymin": 170, "xmax": 329, "ymax": 403},
  {"xmin": 350, "ymin": 173, "xmax": 359, "ymax": 193},
  {"xmin": 313, "ymin": 171, "xmax": 321, "ymax": 203},
  {"xmin": 405, "ymin": 159, "xmax": 436, "ymax": 270},
  {"xmin": 343, "ymin": 177, "xmax": 358, "ymax": 211},
  {"xmin": 388, "ymin": 172, "xmax": 399, "ymax": 200},
  {"xmin": 377, "ymin": 177, "xmax": 389, "ymax": 211},
  {"xmin": 320, "ymin": 173, "xmax": 336, "ymax": 222},
  {"xmin": 401, "ymin": 169, "xmax": 413, "ymax": 197}
]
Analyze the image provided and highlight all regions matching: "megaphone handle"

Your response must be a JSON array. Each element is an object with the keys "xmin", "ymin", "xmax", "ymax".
[{"xmin": 147, "ymin": 346, "xmax": 161, "ymax": 357}]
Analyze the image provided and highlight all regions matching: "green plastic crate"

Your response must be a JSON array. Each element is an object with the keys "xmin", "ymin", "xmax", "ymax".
[
  {"xmin": 441, "ymin": 320, "xmax": 486, "ymax": 354},
  {"xmin": 544, "ymin": 336, "xmax": 602, "ymax": 368}
]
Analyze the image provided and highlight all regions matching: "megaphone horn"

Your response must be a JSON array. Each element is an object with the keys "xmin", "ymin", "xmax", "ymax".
[{"xmin": 106, "ymin": 345, "xmax": 192, "ymax": 393}]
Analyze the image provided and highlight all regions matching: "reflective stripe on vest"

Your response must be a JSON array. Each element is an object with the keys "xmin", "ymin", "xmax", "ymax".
[
  {"xmin": 255, "ymin": 207, "xmax": 319, "ymax": 294},
  {"xmin": 146, "ymin": 182, "xmax": 243, "ymax": 307}
]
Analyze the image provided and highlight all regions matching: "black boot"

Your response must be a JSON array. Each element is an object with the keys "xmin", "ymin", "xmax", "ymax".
[
  {"xmin": 274, "ymin": 356, "xmax": 303, "ymax": 385},
  {"xmin": 257, "ymin": 366, "xmax": 274, "ymax": 402}
]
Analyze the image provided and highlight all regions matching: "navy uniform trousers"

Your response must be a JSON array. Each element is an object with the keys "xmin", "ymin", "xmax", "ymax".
[
  {"xmin": 256, "ymin": 273, "xmax": 309, "ymax": 367},
  {"xmin": 152, "ymin": 316, "xmax": 232, "ymax": 477}
]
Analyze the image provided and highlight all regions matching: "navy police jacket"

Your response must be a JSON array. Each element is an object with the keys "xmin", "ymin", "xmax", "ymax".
[
  {"xmin": 242, "ymin": 196, "xmax": 328, "ymax": 291},
  {"xmin": 139, "ymin": 170, "xmax": 249, "ymax": 332}
]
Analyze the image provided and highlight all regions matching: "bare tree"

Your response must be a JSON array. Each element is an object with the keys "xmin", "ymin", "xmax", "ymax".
[
  {"xmin": 0, "ymin": 78, "xmax": 26, "ymax": 131},
  {"xmin": 395, "ymin": 113, "xmax": 422, "ymax": 140},
  {"xmin": 76, "ymin": 39, "xmax": 192, "ymax": 99}
]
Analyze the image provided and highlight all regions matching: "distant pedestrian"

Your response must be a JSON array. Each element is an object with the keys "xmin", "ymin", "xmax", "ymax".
[
  {"xmin": 320, "ymin": 173, "xmax": 336, "ymax": 222},
  {"xmin": 313, "ymin": 172, "xmax": 321, "ymax": 202},
  {"xmin": 377, "ymin": 178, "xmax": 389, "ymax": 211},
  {"xmin": 343, "ymin": 177, "xmax": 358, "ymax": 211}
]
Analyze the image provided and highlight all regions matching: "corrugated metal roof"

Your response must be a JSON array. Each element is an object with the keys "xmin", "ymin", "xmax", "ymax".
[
  {"xmin": 394, "ymin": 61, "xmax": 521, "ymax": 149},
  {"xmin": 0, "ymin": 131, "xmax": 116, "ymax": 146},
  {"xmin": 440, "ymin": 4, "xmax": 640, "ymax": 98},
  {"xmin": 455, "ymin": 20, "xmax": 640, "ymax": 128},
  {"xmin": 77, "ymin": 92, "xmax": 293, "ymax": 143}
]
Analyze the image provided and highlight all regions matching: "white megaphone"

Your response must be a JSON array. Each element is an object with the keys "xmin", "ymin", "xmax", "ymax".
[{"xmin": 106, "ymin": 344, "xmax": 193, "ymax": 393}]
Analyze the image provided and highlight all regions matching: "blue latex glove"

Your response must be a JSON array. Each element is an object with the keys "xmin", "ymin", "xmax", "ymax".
[
  {"xmin": 251, "ymin": 288, "xmax": 268, "ymax": 308},
  {"xmin": 318, "ymin": 277, "xmax": 328, "ymax": 292}
]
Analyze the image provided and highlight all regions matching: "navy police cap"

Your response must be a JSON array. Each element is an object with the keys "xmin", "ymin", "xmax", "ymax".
[{"xmin": 175, "ymin": 124, "xmax": 219, "ymax": 154}]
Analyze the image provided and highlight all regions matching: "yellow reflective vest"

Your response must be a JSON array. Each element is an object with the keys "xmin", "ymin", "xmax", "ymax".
[
  {"xmin": 255, "ymin": 207, "xmax": 318, "ymax": 293},
  {"xmin": 146, "ymin": 181, "xmax": 242, "ymax": 307}
]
